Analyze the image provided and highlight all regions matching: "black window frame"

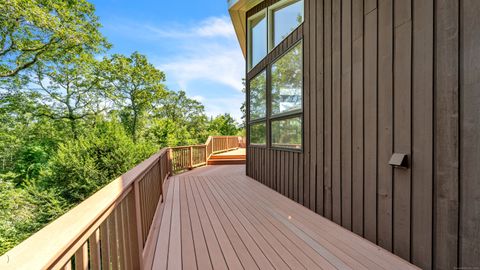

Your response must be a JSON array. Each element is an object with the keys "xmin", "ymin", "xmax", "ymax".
[{"xmin": 246, "ymin": 32, "xmax": 304, "ymax": 152}]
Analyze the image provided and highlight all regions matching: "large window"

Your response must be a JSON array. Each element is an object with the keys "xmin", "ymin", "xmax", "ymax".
[
  {"xmin": 247, "ymin": 0, "xmax": 303, "ymax": 151},
  {"xmin": 249, "ymin": 70, "xmax": 267, "ymax": 120},
  {"xmin": 271, "ymin": 117, "xmax": 302, "ymax": 149},
  {"xmin": 270, "ymin": 0, "xmax": 304, "ymax": 49},
  {"xmin": 248, "ymin": 11, "xmax": 267, "ymax": 70},
  {"xmin": 250, "ymin": 122, "xmax": 266, "ymax": 145},
  {"xmin": 248, "ymin": 0, "xmax": 304, "ymax": 70},
  {"xmin": 271, "ymin": 42, "xmax": 302, "ymax": 116}
]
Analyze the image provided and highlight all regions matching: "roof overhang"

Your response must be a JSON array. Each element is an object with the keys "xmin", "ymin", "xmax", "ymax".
[{"xmin": 228, "ymin": 0, "xmax": 264, "ymax": 58}]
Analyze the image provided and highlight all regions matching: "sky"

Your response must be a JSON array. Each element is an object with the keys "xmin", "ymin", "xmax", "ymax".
[{"xmin": 90, "ymin": 0, "xmax": 245, "ymax": 120}]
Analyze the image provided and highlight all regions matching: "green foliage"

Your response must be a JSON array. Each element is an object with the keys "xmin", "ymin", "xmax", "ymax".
[
  {"xmin": 30, "ymin": 53, "xmax": 106, "ymax": 139},
  {"xmin": 0, "ymin": 0, "xmax": 109, "ymax": 78},
  {"xmin": 207, "ymin": 114, "xmax": 241, "ymax": 136},
  {"xmin": 46, "ymin": 121, "xmax": 156, "ymax": 203},
  {"xmin": 0, "ymin": 181, "xmax": 66, "ymax": 255},
  {"xmin": 0, "ymin": 0, "xmax": 244, "ymax": 256},
  {"xmin": 100, "ymin": 52, "xmax": 167, "ymax": 142}
]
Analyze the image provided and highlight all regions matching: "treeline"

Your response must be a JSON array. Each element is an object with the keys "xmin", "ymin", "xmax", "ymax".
[{"xmin": 0, "ymin": 0, "xmax": 242, "ymax": 254}]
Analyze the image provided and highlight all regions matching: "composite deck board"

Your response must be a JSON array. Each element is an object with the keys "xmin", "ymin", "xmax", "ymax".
[{"xmin": 151, "ymin": 165, "xmax": 418, "ymax": 270}]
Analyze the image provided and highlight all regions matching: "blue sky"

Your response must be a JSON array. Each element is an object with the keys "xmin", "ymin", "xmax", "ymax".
[{"xmin": 90, "ymin": 0, "xmax": 245, "ymax": 120}]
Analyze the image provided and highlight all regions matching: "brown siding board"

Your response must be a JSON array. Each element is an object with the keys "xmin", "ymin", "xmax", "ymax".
[
  {"xmin": 331, "ymin": 0, "xmax": 342, "ymax": 225},
  {"xmin": 316, "ymin": 0, "xmax": 325, "ymax": 216},
  {"xmin": 309, "ymin": 0, "xmax": 317, "ymax": 212},
  {"xmin": 460, "ymin": 0, "xmax": 480, "ymax": 266},
  {"xmin": 393, "ymin": 0, "xmax": 412, "ymax": 260},
  {"xmin": 324, "ymin": 0, "xmax": 333, "ymax": 221},
  {"xmin": 364, "ymin": 7, "xmax": 378, "ymax": 244},
  {"xmin": 434, "ymin": 1, "xmax": 459, "ymax": 267},
  {"xmin": 293, "ymin": 152, "xmax": 299, "ymax": 202},
  {"xmin": 341, "ymin": 0, "xmax": 352, "ymax": 230},
  {"xmin": 411, "ymin": 0, "xmax": 434, "ymax": 268},
  {"xmin": 352, "ymin": 0, "xmax": 364, "ymax": 236},
  {"xmin": 377, "ymin": 0, "xmax": 394, "ymax": 252},
  {"xmin": 303, "ymin": 0, "xmax": 311, "ymax": 210}
]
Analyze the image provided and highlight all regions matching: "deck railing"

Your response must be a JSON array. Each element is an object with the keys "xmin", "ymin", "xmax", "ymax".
[
  {"xmin": 171, "ymin": 136, "xmax": 243, "ymax": 173},
  {"xmin": 0, "ymin": 135, "xmax": 244, "ymax": 270}
]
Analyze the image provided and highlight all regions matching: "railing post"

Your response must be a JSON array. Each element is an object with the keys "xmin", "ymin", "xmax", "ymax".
[
  {"xmin": 189, "ymin": 146, "xmax": 193, "ymax": 169},
  {"xmin": 168, "ymin": 148, "xmax": 173, "ymax": 174},
  {"xmin": 205, "ymin": 145, "xmax": 208, "ymax": 165}
]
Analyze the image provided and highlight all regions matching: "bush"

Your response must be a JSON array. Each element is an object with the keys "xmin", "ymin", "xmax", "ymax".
[
  {"xmin": 0, "ymin": 181, "xmax": 65, "ymax": 255},
  {"xmin": 46, "ymin": 121, "xmax": 156, "ymax": 203}
]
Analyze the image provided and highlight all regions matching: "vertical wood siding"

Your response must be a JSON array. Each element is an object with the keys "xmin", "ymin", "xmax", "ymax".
[{"xmin": 245, "ymin": 0, "xmax": 480, "ymax": 269}]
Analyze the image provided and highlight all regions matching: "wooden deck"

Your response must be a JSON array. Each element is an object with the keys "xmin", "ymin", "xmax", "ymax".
[{"xmin": 150, "ymin": 165, "xmax": 418, "ymax": 270}]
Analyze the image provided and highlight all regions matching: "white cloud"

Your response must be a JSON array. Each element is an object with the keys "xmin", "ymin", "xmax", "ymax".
[
  {"xmin": 142, "ymin": 16, "xmax": 236, "ymax": 39},
  {"xmin": 104, "ymin": 16, "xmax": 245, "ymax": 120},
  {"xmin": 153, "ymin": 16, "xmax": 245, "ymax": 92}
]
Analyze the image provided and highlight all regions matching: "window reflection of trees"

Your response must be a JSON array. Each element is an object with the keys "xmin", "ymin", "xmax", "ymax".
[
  {"xmin": 249, "ymin": 71, "xmax": 266, "ymax": 120},
  {"xmin": 271, "ymin": 42, "xmax": 302, "ymax": 116},
  {"xmin": 250, "ymin": 122, "xmax": 266, "ymax": 145},
  {"xmin": 272, "ymin": 117, "xmax": 302, "ymax": 149}
]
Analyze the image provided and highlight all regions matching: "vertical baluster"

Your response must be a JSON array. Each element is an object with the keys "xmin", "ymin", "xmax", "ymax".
[
  {"xmin": 109, "ymin": 213, "xmax": 119, "ymax": 270},
  {"xmin": 89, "ymin": 229, "xmax": 101, "ymax": 270},
  {"xmin": 63, "ymin": 260, "xmax": 72, "ymax": 270},
  {"xmin": 116, "ymin": 206, "xmax": 126, "ymax": 269},
  {"xmin": 100, "ymin": 221, "xmax": 110, "ymax": 270},
  {"xmin": 74, "ymin": 242, "xmax": 88, "ymax": 270},
  {"xmin": 132, "ymin": 183, "xmax": 143, "ymax": 269}
]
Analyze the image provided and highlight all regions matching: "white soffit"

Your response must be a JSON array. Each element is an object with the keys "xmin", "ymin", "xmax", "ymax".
[{"xmin": 228, "ymin": 0, "xmax": 264, "ymax": 58}]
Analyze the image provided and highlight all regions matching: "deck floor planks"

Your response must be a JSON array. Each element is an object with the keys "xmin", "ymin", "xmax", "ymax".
[
  {"xmin": 151, "ymin": 165, "xmax": 419, "ymax": 270},
  {"xmin": 213, "ymin": 177, "xmax": 323, "ymax": 270},
  {"xmin": 210, "ymin": 177, "xmax": 305, "ymax": 270},
  {"xmin": 184, "ymin": 177, "xmax": 213, "ymax": 270},
  {"xmin": 201, "ymin": 176, "xmax": 273, "ymax": 270},
  {"xmin": 205, "ymin": 176, "xmax": 291, "ymax": 270},
  {"xmin": 229, "ymin": 175, "xmax": 416, "ymax": 270},
  {"xmin": 186, "ymin": 176, "xmax": 229, "ymax": 270},
  {"xmin": 193, "ymin": 176, "xmax": 255, "ymax": 270},
  {"xmin": 230, "ymin": 176, "xmax": 387, "ymax": 270},
  {"xmin": 212, "ymin": 176, "xmax": 337, "ymax": 270},
  {"xmin": 179, "ymin": 178, "xmax": 197, "ymax": 270}
]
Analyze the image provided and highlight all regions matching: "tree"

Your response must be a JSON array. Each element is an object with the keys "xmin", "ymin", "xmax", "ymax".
[
  {"xmin": 0, "ymin": 0, "xmax": 108, "ymax": 77},
  {"xmin": 207, "ymin": 114, "xmax": 241, "ymax": 136},
  {"xmin": 30, "ymin": 53, "xmax": 107, "ymax": 139},
  {"xmin": 155, "ymin": 90, "xmax": 208, "ymax": 143},
  {"xmin": 100, "ymin": 52, "xmax": 167, "ymax": 142}
]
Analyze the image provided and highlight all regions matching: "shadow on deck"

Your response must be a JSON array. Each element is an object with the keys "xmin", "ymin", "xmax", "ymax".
[{"xmin": 149, "ymin": 165, "xmax": 418, "ymax": 270}]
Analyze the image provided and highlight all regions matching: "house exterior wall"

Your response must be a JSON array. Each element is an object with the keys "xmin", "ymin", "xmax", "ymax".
[{"xmin": 244, "ymin": 0, "xmax": 480, "ymax": 269}]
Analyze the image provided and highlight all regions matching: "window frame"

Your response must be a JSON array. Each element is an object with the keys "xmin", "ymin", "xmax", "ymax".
[
  {"xmin": 247, "ymin": 9, "xmax": 267, "ymax": 71},
  {"xmin": 268, "ymin": 0, "xmax": 305, "ymax": 52},
  {"xmin": 248, "ymin": 69, "xmax": 267, "ymax": 121},
  {"xmin": 270, "ymin": 40, "xmax": 304, "ymax": 118},
  {"xmin": 247, "ymin": 40, "xmax": 304, "ymax": 152}
]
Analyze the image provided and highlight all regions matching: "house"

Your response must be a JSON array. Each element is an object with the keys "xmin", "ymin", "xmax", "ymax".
[
  {"xmin": 229, "ymin": 0, "xmax": 480, "ymax": 269},
  {"xmin": 1, "ymin": 1, "xmax": 478, "ymax": 269}
]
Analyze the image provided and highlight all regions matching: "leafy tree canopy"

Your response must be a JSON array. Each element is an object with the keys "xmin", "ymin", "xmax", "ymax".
[{"xmin": 0, "ymin": 0, "xmax": 109, "ymax": 77}]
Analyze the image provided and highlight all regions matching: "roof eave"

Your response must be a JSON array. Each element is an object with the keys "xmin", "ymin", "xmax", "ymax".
[{"xmin": 228, "ymin": 0, "xmax": 264, "ymax": 58}]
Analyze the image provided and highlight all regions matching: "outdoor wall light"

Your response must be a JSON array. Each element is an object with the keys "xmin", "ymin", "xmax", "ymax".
[{"xmin": 389, "ymin": 153, "xmax": 409, "ymax": 169}]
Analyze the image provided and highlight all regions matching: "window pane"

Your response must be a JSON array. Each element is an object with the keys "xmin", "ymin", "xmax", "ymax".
[
  {"xmin": 249, "ymin": 70, "xmax": 267, "ymax": 120},
  {"xmin": 250, "ymin": 122, "xmax": 266, "ymax": 145},
  {"xmin": 272, "ymin": 0, "xmax": 304, "ymax": 47},
  {"xmin": 249, "ymin": 13, "xmax": 267, "ymax": 69},
  {"xmin": 271, "ymin": 42, "xmax": 302, "ymax": 115},
  {"xmin": 271, "ymin": 117, "xmax": 302, "ymax": 149}
]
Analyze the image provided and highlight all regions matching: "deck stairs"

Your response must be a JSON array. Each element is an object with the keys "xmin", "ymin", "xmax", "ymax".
[{"xmin": 208, "ymin": 148, "xmax": 246, "ymax": 165}]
